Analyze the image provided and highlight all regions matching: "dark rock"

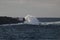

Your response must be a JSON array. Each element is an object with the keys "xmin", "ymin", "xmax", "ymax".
[{"xmin": 0, "ymin": 16, "xmax": 25, "ymax": 25}]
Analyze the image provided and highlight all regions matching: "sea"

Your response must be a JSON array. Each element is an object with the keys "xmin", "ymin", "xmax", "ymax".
[{"xmin": 0, "ymin": 18, "xmax": 60, "ymax": 40}]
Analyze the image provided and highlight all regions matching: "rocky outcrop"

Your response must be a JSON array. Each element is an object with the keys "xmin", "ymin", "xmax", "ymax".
[{"xmin": 0, "ymin": 16, "xmax": 25, "ymax": 24}]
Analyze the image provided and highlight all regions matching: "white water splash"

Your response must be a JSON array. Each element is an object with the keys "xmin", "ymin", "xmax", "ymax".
[
  {"xmin": 24, "ymin": 15, "xmax": 40, "ymax": 25},
  {"xmin": 0, "ymin": 23, "xmax": 23, "ymax": 26},
  {"xmin": 24, "ymin": 15, "xmax": 60, "ymax": 25},
  {"xmin": 41, "ymin": 21, "xmax": 60, "ymax": 25}
]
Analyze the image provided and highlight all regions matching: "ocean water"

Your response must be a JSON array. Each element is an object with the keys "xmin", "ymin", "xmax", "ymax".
[{"xmin": 0, "ymin": 18, "xmax": 60, "ymax": 40}]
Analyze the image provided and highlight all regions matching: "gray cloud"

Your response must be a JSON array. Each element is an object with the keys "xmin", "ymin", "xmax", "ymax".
[{"xmin": 0, "ymin": 0, "xmax": 60, "ymax": 17}]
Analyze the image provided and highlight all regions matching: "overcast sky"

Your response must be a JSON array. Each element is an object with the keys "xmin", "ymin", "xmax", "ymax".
[{"xmin": 0, "ymin": 0, "xmax": 60, "ymax": 17}]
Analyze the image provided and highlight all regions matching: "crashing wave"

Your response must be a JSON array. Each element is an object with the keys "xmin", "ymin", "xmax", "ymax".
[
  {"xmin": 24, "ymin": 15, "xmax": 40, "ymax": 25},
  {"xmin": 24, "ymin": 15, "xmax": 60, "ymax": 25},
  {"xmin": 41, "ymin": 21, "xmax": 60, "ymax": 25},
  {"xmin": 0, "ymin": 23, "xmax": 23, "ymax": 26}
]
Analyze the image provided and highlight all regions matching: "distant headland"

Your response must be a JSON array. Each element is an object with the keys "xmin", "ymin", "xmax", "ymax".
[{"xmin": 0, "ymin": 16, "xmax": 25, "ymax": 25}]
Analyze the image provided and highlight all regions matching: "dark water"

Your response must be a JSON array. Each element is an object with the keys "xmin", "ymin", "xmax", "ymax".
[
  {"xmin": 0, "ymin": 18, "xmax": 60, "ymax": 40},
  {"xmin": 38, "ymin": 18, "xmax": 60, "ymax": 22}
]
